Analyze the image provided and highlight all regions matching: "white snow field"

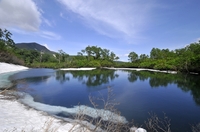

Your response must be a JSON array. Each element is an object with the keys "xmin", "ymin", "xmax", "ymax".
[
  {"xmin": 104, "ymin": 67, "xmax": 177, "ymax": 74},
  {"xmin": 0, "ymin": 62, "xmax": 28, "ymax": 89},
  {"xmin": 0, "ymin": 94, "xmax": 83, "ymax": 132},
  {"xmin": 0, "ymin": 62, "xmax": 29, "ymax": 74}
]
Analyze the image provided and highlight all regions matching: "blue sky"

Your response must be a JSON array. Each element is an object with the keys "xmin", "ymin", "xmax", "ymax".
[{"xmin": 0, "ymin": 0, "xmax": 200, "ymax": 61}]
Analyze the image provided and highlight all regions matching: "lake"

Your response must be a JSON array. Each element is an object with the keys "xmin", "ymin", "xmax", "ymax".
[{"xmin": 9, "ymin": 68, "xmax": 200, "ymax": 132}]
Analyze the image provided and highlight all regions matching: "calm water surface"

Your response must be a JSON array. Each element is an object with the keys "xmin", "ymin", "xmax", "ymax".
[{"xmin": 10, "ymin": 68, "xmax": 200, "ymax": 132}]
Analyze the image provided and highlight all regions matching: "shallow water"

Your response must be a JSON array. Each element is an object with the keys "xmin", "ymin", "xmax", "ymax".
[
  {"xmin": 10, "ymin": 68, "xmax": 200, "ymax": 132},
  {"xmin": 0, "ymin": 71, "xmax": 22, "ymax": 89}
]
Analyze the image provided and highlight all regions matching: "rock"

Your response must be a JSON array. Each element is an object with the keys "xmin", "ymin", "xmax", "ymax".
[
  {"xmin": 130, "ymin": 127, "xmax": 137, "ymax": 132},
  {"xmin": 135, "ymin": 128, "xmax": 147, "ymax": 132}
]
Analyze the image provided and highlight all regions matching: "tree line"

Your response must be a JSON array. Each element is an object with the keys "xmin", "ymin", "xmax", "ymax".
[
  {"xmin": 127, "ymin": 42, "xmax": 200, "ymax": 73},
  {"xmin": 0, "ymin": 28, "xmax": 120, "ymax": 68},
  {"xmin": 0, "ymin": 28, "xmax": 200, "ymax": 73}
]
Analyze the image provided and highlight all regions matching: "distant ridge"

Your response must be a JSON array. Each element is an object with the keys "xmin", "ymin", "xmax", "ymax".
[{"xmin": 15, "ymin": 42, "xmax": 56, "ymax": 54}]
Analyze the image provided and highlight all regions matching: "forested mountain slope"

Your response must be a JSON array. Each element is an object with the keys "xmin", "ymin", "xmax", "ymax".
[{"xmin": 15, "ymin": 42, "xmax": 56, "ymax": 54}]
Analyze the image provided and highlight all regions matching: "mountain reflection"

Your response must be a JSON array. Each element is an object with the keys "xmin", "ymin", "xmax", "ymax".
[
  {"xmin": 126, "ymin": 70, "xmax": 200, "ymax": 105},
  {"xmin": 15, "ymin": 76, "xmax": 51, "ymax": 93},
  {"xmin": 17, "ymin": 76, "xmax": 51, "ymax": 84}
]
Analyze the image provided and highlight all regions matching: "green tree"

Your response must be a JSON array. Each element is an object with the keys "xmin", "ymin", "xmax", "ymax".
[
  {"xmin": 150, "ymin": 48, "xmax": 161, "ymax": 59},
  {"xmin": 128, "ymin": 51, "xmax": 138, "ymax": 62},
  {"xmin": 85, "ymin": 46, "xmax": 93, "ymax": 61},
  {"xmin": 139, "ymin": 54, "xmax": 149, "ymax": 60},
  {"xmin": 101, "ymin": 49, "xmax": 110, "ymax": 60},
  {"xmin": 110, "ymin": 52, "xmax": 119, "ymax": 61},
  {"xmin": 91, "ymin": 46, "xmax": 101, "ymax": 59},
  {"xmin": 0, "ymin": 28, "xmax": 15, "ymax": 51}
]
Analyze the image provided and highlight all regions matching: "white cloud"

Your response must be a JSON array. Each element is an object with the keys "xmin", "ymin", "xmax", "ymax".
[
  {"xmin": 196, "ymin": 38, "xmax": 200, "ymax": 42},
  {"xmin": 40, "ymin": 31, "xmax": 61, "ymax": 40},
  {"xmin": 0, "ymin": 0, "xmax": 41, "ymax": 31},
  {"xmin": 124, "ymin": 54, "xmax": 129, "ymax": 57},
  {"xmin": 57, "ymin": 0, "xmax": 155, "ymax": 41},
  {"xmin": 59, "ymin": 12, "xmax": 69, "ymax": 21},
  {"xmin": 60, "ymin": 12, "xmax": 65, "ymax": 19},
  {"xmin": 43, "ymin": 18, "xmax": 53, "ymax": 27},
  {"xmin": 117, "ymin": 53, "xmax": 129, "ymax": 57}
]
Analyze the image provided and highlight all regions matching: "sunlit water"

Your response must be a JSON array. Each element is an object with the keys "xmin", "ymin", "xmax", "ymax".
[{"xmin": 9, "ymin": 68, "xmax": 200, "ymax": 132}]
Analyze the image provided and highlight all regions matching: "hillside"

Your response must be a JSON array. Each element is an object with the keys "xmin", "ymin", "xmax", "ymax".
[{"xmin": 15, "ymin": 42, "xmax": 56, "ymax": 54}]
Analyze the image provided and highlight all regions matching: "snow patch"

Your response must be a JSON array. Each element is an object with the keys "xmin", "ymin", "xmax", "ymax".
[
  {"xmin": 0, "ymin": 94, "xmax": 84, "ymax": 132},
  {"xmin": 0, "ymin": 63, "xmax": 28, "ymax": 89},
  {"xmin": 104, "ymin": 67, "xmax": 177, "ymax": 74},
  {"xmin": 0, "ymin": 62, "xmax": 28, "ymax": 74},
  {"xmin": 19, "ymin": 93, "xmax": 127, "ymax": 124}
]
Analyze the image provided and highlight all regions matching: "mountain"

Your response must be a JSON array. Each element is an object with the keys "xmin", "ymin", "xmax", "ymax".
[{"xmin": 15, "ymin": 42, "xmax": 56, "ymax": 54}]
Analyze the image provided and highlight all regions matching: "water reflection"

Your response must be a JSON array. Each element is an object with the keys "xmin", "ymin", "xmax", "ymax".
[
  {"xmin": 55, "ymin": 70, "xmax": 70, "ymax": 84},
  {"xmin": 57, "ymin": 69, "xmax": 119, "ymax": 87},
  {"xmin": 12, "ymin": 69, "xmax": 200, "ymax": 106},
  {"xmin": 128, "ymin": 72, "xmax": 138, "ymax": 83},
  {"xmin": 126, "ymin": 70, "xmax": 200, "ymax": 105}
]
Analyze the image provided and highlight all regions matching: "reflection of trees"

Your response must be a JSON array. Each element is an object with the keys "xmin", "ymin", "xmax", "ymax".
[
  {"xmin": 127, "ymin": 71, "xmax": 149, "ymax": 82},
  {"xmin": 65, "ymin": 69, "xmax": 119, "ymax": 87},
  {"xmin": 192, "ymin": 90, "xmax": 200, "ymax": 105},
  {"xmin": 127, "ymin": 71, "xmax": 176, "ymax": 87},
  {"xmin": 126, "ymin": 70, "xmax": 200, "ymax": 106},
  {"xmin": 176, "ymin": 75, "xmax": 200, "ymax": 105},
  {"xmin": 128, "ymin": 72, "xmax": 138, "ymax": 83},
  {"xmin": 149, "ymin": 76, "xmax": 172, "ymax": 87},
  {"xmin": 55, "ymin": 70, "xmax": 70, "ymax": 84}
]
